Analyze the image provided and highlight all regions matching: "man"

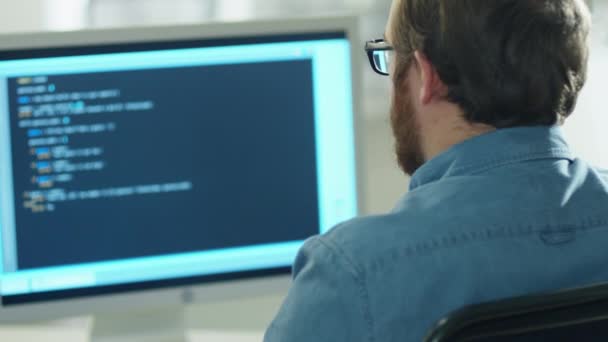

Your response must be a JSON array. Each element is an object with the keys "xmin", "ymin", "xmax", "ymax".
[{"xmin": 265, "ymin": 0, "xmax": 608, "ymax": 341}]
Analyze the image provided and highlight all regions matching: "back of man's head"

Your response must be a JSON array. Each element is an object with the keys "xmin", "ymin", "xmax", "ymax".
[{"xmin": 391, "ymin": 0, "xmax": 592, "ymax": 128}]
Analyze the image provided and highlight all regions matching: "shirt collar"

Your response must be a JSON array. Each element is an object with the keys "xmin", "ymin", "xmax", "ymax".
[{"xmin": 408, "ymin": 125, "xmax": 575, "ymax": 191}]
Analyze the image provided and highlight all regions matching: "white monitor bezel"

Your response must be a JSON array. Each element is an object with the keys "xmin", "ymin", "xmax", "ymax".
[{"xmin": 0, "ymin": 15, "xmax": 364, "ymax": 323}]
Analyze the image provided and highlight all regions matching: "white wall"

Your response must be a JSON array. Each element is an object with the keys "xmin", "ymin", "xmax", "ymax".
[
  {"xmin": 0, "ymin": 0, "xmax": 89, "ymax": 32},
  {"xmin": 564, "ymin": 2, "xmax": 608, "ymax": 169},
  {"xmin": 0, "ymin": 0, "xmax": 47, "ymax": 33}
]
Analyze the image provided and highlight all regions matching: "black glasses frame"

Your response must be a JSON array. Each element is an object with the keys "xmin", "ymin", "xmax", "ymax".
[{"xmin": 364, "ymin": 39, "xmax": 394, "ymax": 76}]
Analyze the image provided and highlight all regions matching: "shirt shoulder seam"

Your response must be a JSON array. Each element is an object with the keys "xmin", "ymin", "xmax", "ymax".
[{"xmin": 455, "ymin": 148, "xmax": 573, "ymax": 176}]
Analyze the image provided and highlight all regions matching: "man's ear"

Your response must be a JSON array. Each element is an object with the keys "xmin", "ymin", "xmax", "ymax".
[{"xmin": 414, "ymin": 51, "xmax": 448, "ymax": 105}]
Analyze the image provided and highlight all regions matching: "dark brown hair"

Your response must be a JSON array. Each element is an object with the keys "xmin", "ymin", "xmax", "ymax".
[{"xmin": 392, "ymin": 0, "xmax": 591, "ymax": 128}]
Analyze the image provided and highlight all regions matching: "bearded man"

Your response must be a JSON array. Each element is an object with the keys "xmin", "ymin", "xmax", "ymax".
[{"xmin": 265, "ymin": 1, "xmax": 608, "ymax": 341}]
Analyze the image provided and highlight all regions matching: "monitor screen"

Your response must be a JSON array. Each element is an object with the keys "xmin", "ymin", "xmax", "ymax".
[{"xmin": 0, "ymin": 28, "xmax": 358, "ymax": 305}]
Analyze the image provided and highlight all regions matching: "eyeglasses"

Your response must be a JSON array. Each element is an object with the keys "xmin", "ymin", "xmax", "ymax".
[{"xmin": 365, "ymin": 39, "xmax": 394, "ymax": 76}]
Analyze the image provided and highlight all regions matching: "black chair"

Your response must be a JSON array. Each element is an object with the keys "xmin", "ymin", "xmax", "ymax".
[{"xmin": 424, "ymin": 282, "xmax": 608, "ymax": 341}]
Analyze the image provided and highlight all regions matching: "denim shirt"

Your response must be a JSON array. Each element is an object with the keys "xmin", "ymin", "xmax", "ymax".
[{"xmin": 264, "ymin": 126, "xmax": 608, "ymax": 342}]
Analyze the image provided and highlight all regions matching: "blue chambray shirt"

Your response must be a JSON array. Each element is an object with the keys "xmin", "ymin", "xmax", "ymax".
[{"xmin": 264, "ymin": 126, "xmax": 608, "ymax": 342}]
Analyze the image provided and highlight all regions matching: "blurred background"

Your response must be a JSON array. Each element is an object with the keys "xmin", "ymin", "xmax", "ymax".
[{"xmin": 0, "ymin": 0, "xmax": 606, "ymax": 335}]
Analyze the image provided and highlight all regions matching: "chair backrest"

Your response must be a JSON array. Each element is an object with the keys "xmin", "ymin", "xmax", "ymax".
[{"xmin": 424, "ymin": 282, "xmax": 608, "ymax": 342}]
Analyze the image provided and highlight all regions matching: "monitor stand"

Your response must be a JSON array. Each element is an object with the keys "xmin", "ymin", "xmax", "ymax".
[{"xmin": 91, "ymin": 305, "xmax": 186, "ymax": 342}]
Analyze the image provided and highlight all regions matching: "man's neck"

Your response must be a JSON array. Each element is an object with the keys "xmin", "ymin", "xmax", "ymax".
[{"xmin": 422, "ymin": 118, "xmax": 496, "ymax": 162}]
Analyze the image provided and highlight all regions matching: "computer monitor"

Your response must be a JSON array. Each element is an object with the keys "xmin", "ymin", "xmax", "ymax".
[{"xmin": 0, "ymin": 16, "xmax": 361, "ymax": 340}]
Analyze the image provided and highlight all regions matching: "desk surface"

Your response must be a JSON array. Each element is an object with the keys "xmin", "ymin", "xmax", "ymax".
[
  {"xmin": 0, "ymin": 326, "xmax": 263, "ymax": 342},
  {"xmin": 0, "ymin": 325, "xmax": 263, "ymax": 342}
]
